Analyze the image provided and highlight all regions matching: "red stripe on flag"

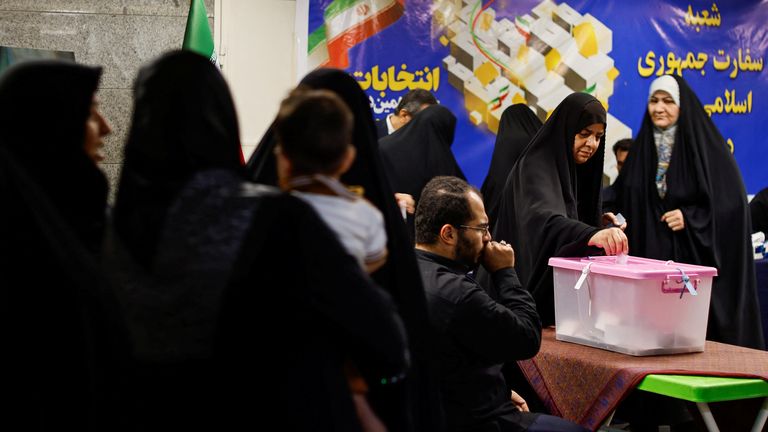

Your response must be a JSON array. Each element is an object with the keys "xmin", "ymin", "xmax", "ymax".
[
  {"xmin": 490, "ymin": 93, "xmax": 508, "ymax": 111},
  {"xmin": 515, "ymin": 25, "xmax": 530, "ymax": 41},
  {"xmin": 324, "ymin": 0, "xmax": 404, "ymax": 69}
]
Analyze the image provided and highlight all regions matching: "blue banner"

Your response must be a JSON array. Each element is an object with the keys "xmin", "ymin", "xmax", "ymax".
[{"xmin": 307, "ymin": 0, "xmax": 767, "ymax": 194}]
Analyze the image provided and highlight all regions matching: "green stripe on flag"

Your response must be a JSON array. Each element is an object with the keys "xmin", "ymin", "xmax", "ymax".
[
  {"xmin": 324, "ymin": 0, "xmax": 362, "ymax": 21},
  {"xmin": 182, "ymin": 0, "xmax": 215, "ymax": 61},
  {"xmin": 515, "ymin": 16, "xmax": 529, "ymax": 27},
  {"xmin": 308, "ymin": 25, "xmax": 327, "ymax": 53},
  {"xmin": 584, "ymin": 83, "xmax": 597, "ymax": 94}
]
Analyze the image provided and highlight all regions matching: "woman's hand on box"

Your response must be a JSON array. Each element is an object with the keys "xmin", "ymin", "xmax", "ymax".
[{"xmin": 588, "ymin": 227, "xmax": 629, "ymax": 256}]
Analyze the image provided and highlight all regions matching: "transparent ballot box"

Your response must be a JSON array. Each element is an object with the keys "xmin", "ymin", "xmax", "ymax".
[{"xmin": 549, "ymin": 256, "xmax": 717, "ymax": 356}]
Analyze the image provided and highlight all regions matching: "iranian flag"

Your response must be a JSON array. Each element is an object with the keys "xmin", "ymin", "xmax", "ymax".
[
  {"xmin": 182, "ymin": 0, "xmax": 217, "ymax": 65},
  {"xmin": 308, "ymin": 0, "xmax": 405, "ymax": 70},
  {"xmin": 514, "ymin": 15, "xmax": 531, "ymax": 41}
]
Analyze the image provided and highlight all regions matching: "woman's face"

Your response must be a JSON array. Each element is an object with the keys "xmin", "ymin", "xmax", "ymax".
[
  {"xmin": 572, "ymin": 122, "xmax": 604, "ymax": 164},
  {"xmin": 648, "ymin": 90, "xmax": 680, "ymax": 129},
  {"xmin": 83, "ymin": 97, "xmax": 112, "ymax": 163}
]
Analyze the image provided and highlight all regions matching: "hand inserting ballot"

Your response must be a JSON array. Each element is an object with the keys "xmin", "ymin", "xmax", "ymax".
[{"xmin": 588, "ymin": 227, "xmax": 629, "ymax": 256}]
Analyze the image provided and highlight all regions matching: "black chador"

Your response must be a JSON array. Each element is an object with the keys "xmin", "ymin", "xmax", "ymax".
[
  {"xmin": 484, "ymin": 93, "xmax": 607, "ymax": 327},
  {"xmin": 611, "ymin": 75, "xmax": 764, "ymax": 349},
  {"xmin": 481, "ymin": 104, "xmax": 542, "ymax": 226},
  {"xmin": 379, "ymin": 104, "xmax": 466, "ymax": 202}
]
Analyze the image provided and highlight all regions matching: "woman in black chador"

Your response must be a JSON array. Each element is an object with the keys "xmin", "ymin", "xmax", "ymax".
[
  {"xmin": 110, "ymin": 54, "xmax": 408, "ymax": 431},
  {"xmin": 249, "ymin": 68, "xmax": 442, "ymax": 432},
  {"xmin": 610, "ymin": 75, "xmax": 764, "ymax": 349},
  {"xmin": 488, "ymin": 93, "xmax": 627, "ymax": 327},
  {"xmin": 379, "ymin": 104, "xmax": 466, "ymax": 203},
  {"xmin": 0, "ymin": 61, "xmax": 127, "ymax": 430},
  {"xmin": 481, "ymin": 104, "xmax": 542, "ymax": 227},
  {"xmin": 0, "ymin": 61, "xmax": 110, "ymax": 253}
]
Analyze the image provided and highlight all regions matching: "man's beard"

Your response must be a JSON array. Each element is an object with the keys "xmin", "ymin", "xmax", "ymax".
[{"xmin": 454, "ymin": 231, "xmax": 479, "ymax": 268}]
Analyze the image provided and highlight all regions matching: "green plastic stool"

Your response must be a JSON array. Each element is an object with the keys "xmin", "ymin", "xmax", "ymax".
[{"xmin": 636, "ymin": 374, "xmax": 768, "ymax": 432}]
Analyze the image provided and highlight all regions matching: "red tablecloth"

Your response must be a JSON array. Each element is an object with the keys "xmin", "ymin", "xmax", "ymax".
[{"xmin": 519, "ymin": 329, "xmax": 768, "ymax": 431}]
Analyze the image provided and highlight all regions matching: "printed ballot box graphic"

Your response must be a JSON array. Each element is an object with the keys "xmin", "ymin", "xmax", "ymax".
[
  {"xmin": 548, "ymin": 256, "xmax": 717, "ymax": 356},
  {"xmin": 434, "ymin": 0, "xmax": 628, "ymax": 132}
]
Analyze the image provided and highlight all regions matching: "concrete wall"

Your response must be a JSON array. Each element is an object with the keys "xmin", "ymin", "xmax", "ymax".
[{"xmin": 0, "ymin": 0, "xmax": 215, "ymax": 196}]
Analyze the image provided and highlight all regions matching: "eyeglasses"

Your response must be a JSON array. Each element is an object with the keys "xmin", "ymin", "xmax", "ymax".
[{"xmin": 458, "ymin": 224, "xmax": 491, "ymax": 235}]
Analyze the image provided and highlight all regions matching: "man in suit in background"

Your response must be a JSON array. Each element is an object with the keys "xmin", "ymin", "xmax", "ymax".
[{"xmin": 375, "ymin": 89, "xmax": 437, "ymax": 138}]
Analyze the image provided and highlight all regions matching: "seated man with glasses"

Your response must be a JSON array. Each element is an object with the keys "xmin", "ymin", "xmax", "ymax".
[{"xmin": 413, "ymin": 176, "xmax": 588, "ymax": 432}]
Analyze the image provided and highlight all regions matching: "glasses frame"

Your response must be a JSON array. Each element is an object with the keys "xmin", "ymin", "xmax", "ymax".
[{"xmin": 458, "ymin": 224, "xmax": 491, "ymax": 235}]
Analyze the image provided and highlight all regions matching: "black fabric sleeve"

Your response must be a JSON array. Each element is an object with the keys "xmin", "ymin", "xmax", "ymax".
[
  {"xmin": 449, "ymin": 268, "xmax": 541, "ymax": 363},
  {"xmin": 601, "ymin": 185, "xmax": 618, "ymax": 214},
  {"xmin": 751, "ymin": 188, "xmax": 768, "ymax": 234},
  {"xmin": 222, "ymin": 195, "xmax": 410, "ymax": 384},
  {"xmin": 548, "ymin": 214, "xmax": 602, "ymax": 257},
  {"xmin": 291, "ymin": 199, "xmax": 410, "ymax": 380}
]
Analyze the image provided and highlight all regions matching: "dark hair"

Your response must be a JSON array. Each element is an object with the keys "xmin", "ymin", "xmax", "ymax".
[
  {"xmin": 415, "ymin": 176, "xmax": 480, "ymax": 244},
  {"xmin": 612, "ymin": 138, "xmax": 633, "ymax": 156},
  {"xmin": 274, "ymin": 88, "xmax": 353, "ymax": 175},
  {"xmin": 396, "ymin": 89, "xmax": 438, "ymax": 115}
]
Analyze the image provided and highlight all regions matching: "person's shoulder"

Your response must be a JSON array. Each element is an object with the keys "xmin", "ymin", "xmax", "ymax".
[
  {"xmin": 353, "ymin": 195, "xmax": 384, "ymax": 219},
  {"xmin": 414, "ymin": 249, "xmax": 438, "ymax": 265},
  {"xmin": 755, "ymin": 187, "xmax": 768, "ymax": 201},
  {"xmin": 425, "ymin": 266, "xmax": 485, "ymax": 311},
  {"xmin": 238, "ymin": 181, "xmax": 281, "ymax": 198},
  {"xmin": 245, "ymin": 186, "xmax": 317, "ymax": 217},
  {"xmin": 296, "ymin": 190, "xmax": 358, "ymax": 213},
  {"xmin": 417, "ymin": 253, "xmax": 467, "ymax": 284},
  {"xmin": 374, "ymin": 117, "xmax": 389, "ymax": 138}
]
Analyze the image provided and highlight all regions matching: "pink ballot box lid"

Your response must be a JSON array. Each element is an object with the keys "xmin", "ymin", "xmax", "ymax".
[
  {"xmin": 548, "ymin": 255, "xmax": 718, "ymax": 280},
  {"xmin": 548, "ymin": 255, "xmax": 717, "ymax": 355}
]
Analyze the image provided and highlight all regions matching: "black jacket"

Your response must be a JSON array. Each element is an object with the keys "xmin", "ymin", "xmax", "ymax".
[
  {"xmin": 375, "ymin": 117, "xmax": 389, "ymax": 138},
  {"xmin": 416, "ymin": 250, "xmax": 541, "ymax": 432}
]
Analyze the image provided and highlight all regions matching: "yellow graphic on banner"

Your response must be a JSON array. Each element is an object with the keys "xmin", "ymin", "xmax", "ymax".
[
  {"xmin": 545, "ymin": 48, "xmax": 561, "ymax": 72},
  {"xmin": 703, "ymin": 89, "xmax": 752, "ymax": 117},
  {"xmin": 712, "ymin": 49, "xmax": 764, "ymax": 79},
  {"xmin": 355, "ymin": 65, "xmax": 441, "ymax": 115},
  {"xmin": 685, "ymin": 3, "xmax": 721, "ymax": 32},
  {"xmin": 353, "ymin": 65, "xmax": 441, "ymax": 97},
  {"xmin": 431, "ymin": 0, "xmax": 626, "ymax": 134},
  {"xmin": 475, "ymin": 62, "xmax": 499, "ymax": 87},
  {"xmin": 637, "ymin": 49, "xmax": 763, "ymax": 78},
  {"xmin": 637, "ymin": 51, "xmax": 709, "ymax": 77},
  {"xmin": 573, "ymin": 21, "xmax": 598, "ymax": 58}
]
